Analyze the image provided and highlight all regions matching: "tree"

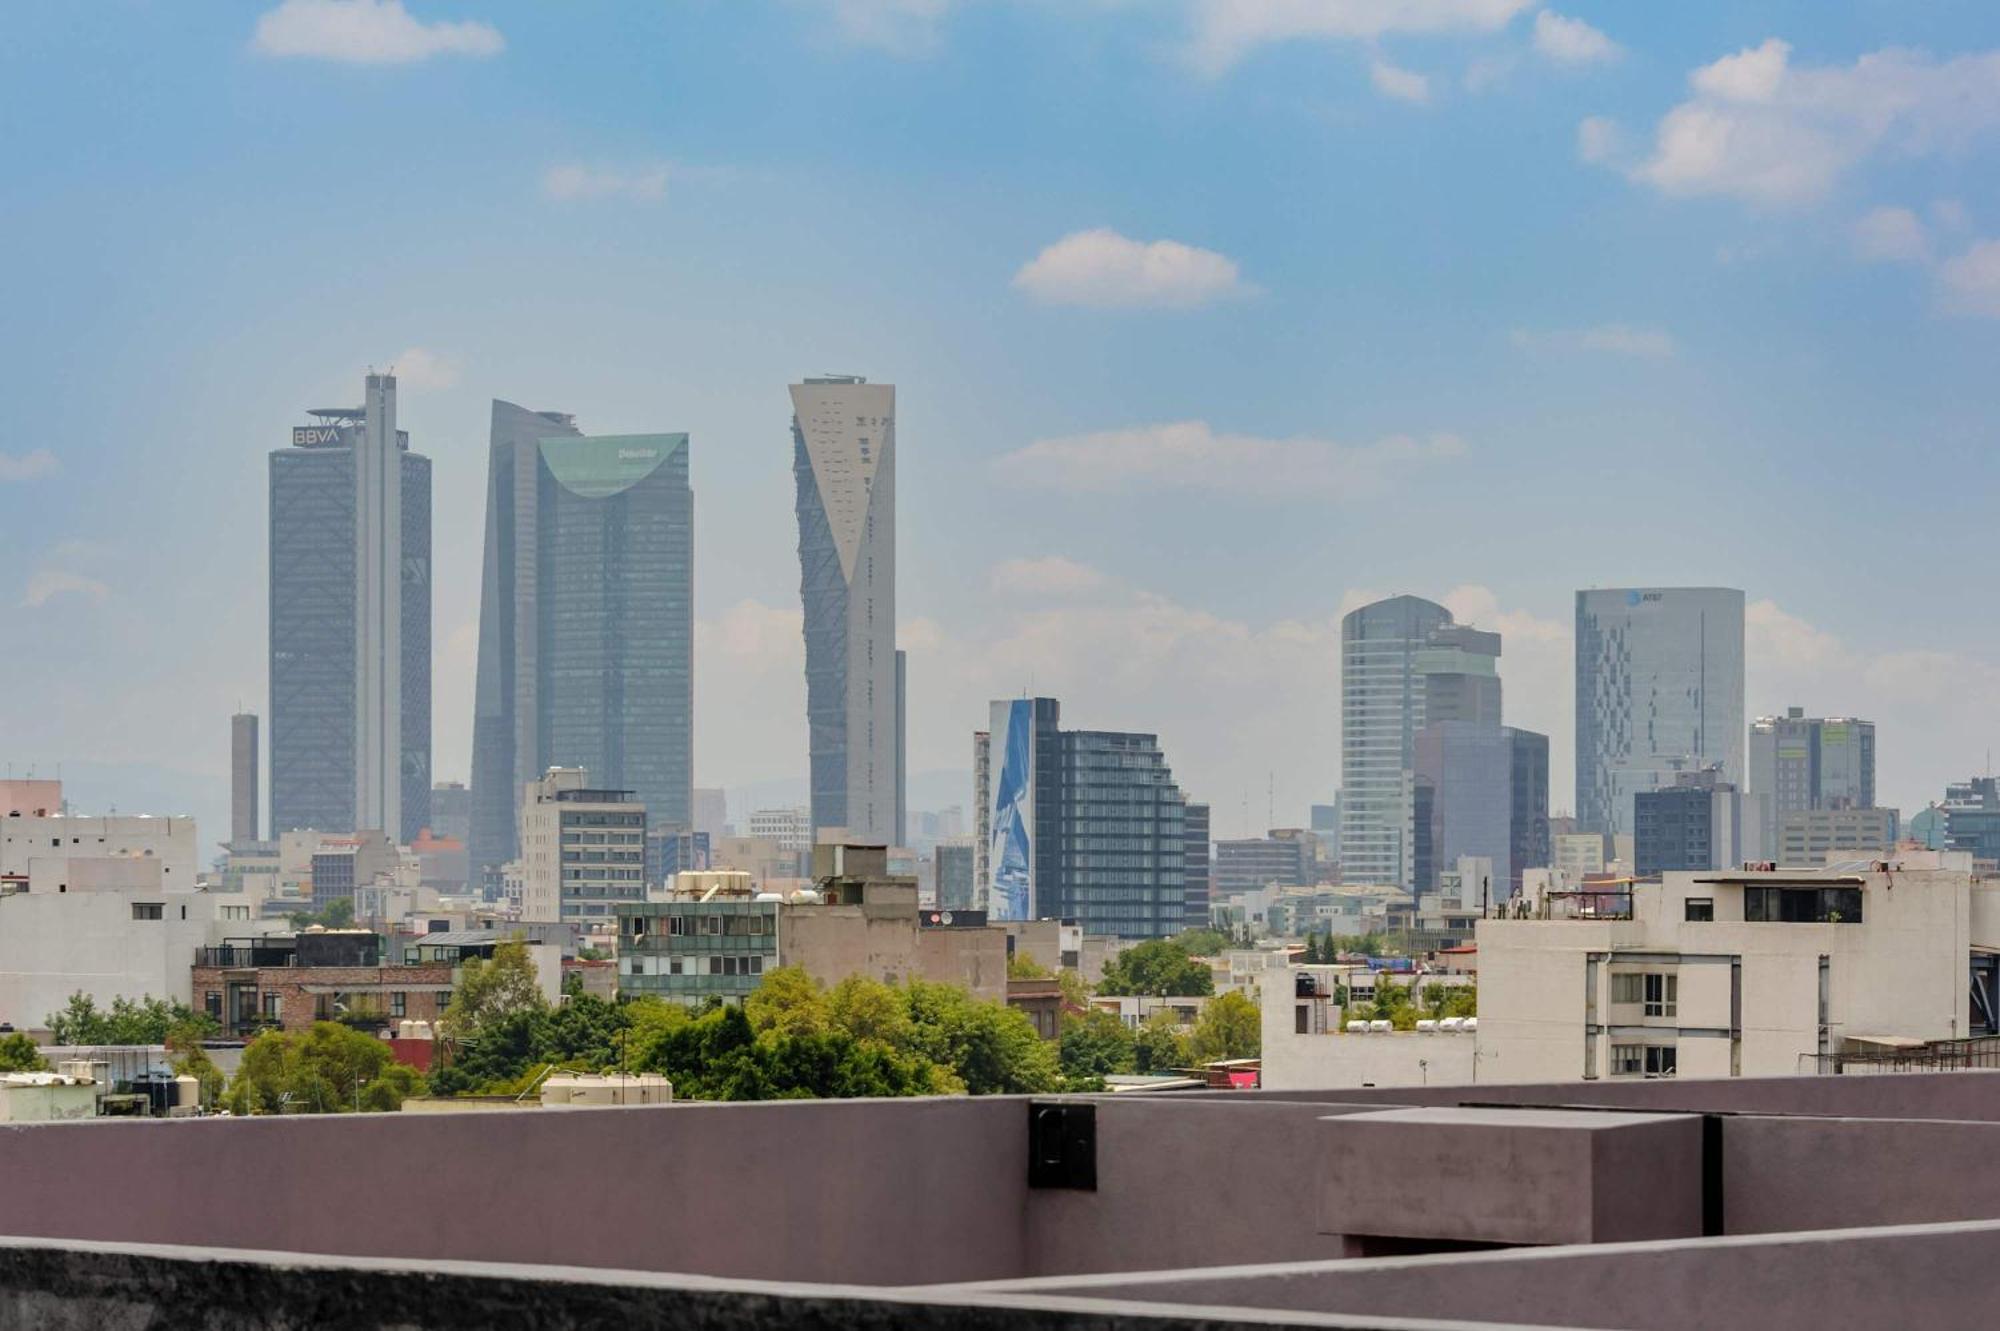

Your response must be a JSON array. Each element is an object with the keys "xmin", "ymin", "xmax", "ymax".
[
  {"xmin": 222, "ymin": 1022, "xmax": 424, "ymax": 1114},
  {"xmin": 288, "ymin": 897, "xmax": 355, "ymax": 930},
  {"xmin": 1059, "ymin": 1009, "xmax": 1135, "ymax": 1080},
  {"xmin": 1173, "ymin": 928, "xmax": 1232, "ymax": 957},
  {"xmin": 44, "ymin": 994, "xmax": 217, "ymax": 1046},
  {"xmin": 1056, "ymin": 968, "xmax": 1093, "ymax": 1011},
  {"xmin": 901, "ymin": 980, "xmax": 1060, "ymax": 1095},
  {"xmin": 1190, "ymin": 992, "xmax": 1261, "ymax": 1064},
  {"xmin": 1133, "ymin": 1010, "xmax": 1191, "ymax": 1074},
  {"xmin": 1421, "ymin": 982, "xmax": 1476, "ymax": 1018},
  {"xmin": 166, "ymin": 1021, "xmax": 224, "ymax": 1108},
  {"xmin": 441, "ymin": 940, "xmax": 547, "ymax": 1038},
  {"xmin": 1096, "ymin": 939, "xmax": 1214, "ymax": 998},
  {"xmin": 827, "ymin": 974, "xmax": 913, "ymax": 1048},
  {"xmin": 0, "ymin": 1033, "xmax": 49, "ymax": 1073},
  {"xmin": 744, "ymin": 966, "xmax": 831, "ymax": 1039},
  {"xmin": 1006, "ymin": 953, "xmax": 1051, "ymax": 980}
]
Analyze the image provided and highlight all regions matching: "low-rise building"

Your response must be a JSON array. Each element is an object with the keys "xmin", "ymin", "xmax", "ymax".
[
  {"xmin": 616, "ymin": 845, "xmax": 1008, "ymax": 1004},
  {"xmin": 190, "ymin": 931, "xmax": 454, "ymax": 1036},
  {"xmin": 1778, "ymin": 807, "xmax": 1899, "ymax": 863},
  {"xmin": 519, "ymin": 769, "xmax": 647, "ymax": 924},
  {"xmin": 1476, "ymin": 849, "xmax": 1995, "ymax": 1083}
]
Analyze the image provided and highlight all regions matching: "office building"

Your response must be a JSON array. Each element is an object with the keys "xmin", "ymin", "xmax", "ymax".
[
  {"xmin": 1214, "ymin": 831, "xmax": 1313, "ymax": 897},
  {"xmin": 308, "ymin": 831, "xmax": 398, "ymax": 913},
  {"xmin": 1750, "ymin": 708, "xmax": 1877, "ymax": 851},
  {"xmin": 1943, "ymin": 778, "xmax": 2000, "ymax": 864},
  {"xmin": 1779, "ymin": 807, "xmax": 1899, "ymax": 864},
  {"xmin": 428, "ymin": 781, "xmax": 470, "ymax": 843},
  {"xmin": 791, "ymin": 375, "xmax": 900, "ymax": 846},
  {"xmin": 646, "ymin": 827, "xmax": 711, "ymax": 884},
  {"xmin": 1182, "ymin": 802, "xmax": 1212, "ymax": 928},
  {"xmin": 468, "ymin": 400, "xmax": 693, "ymax": 885},
  {"xmin": 230, "ymin": 713, "xmax": 259, "ymax": 846},
  {"xmin": 1508, "ymin": 727, "xmax": 1550, "ymax": 890},
  {"xmin": 1339, "ymin": 596, "xmax": 1502, "ymax": 889},
  {"xmin": 518, "ymin": 769, "xmax": 648, "ymax": 924},
  {"xmin": 1413, "ymin": 722, "xmax": 1513, "ymax": 898},
  {"xmin": 978, "ymin": 697, "xmax": 1188, "ymax": 938},
  {"xmin": 690, "ymin": 788, "xmax": 729, "ymax": 845},
  {"xmin": 935, "ymin": 838, "xmax": 976, "ymax": 912},
  {"xmin": 1575, "ymin": 587, "xmax": 1744, "ymax": 840},
  {"xmin": 972, "ymin": 729, "xmax": 991, "ymax": 908},
  {"xmin": 1633, "ymin": 767, "xmax": 1755, "ymax": 877},
  {"xmin": 747, "ymin": 807, "xmax": 812, "ymax": 853},
  {"xmin": 268, "ymin": 372, "xmax": 431, "ymax": 841}
]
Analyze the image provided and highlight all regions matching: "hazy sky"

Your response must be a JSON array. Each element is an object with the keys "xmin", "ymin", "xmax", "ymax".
[{"xmin": 6, "ymin": 0, "xmax": 2000, "ymax": 849}]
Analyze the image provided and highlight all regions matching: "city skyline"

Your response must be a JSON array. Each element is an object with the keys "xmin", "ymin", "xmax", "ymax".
[{"xmin": 9, "ymin": 3, "xmax": 2000, "ymax": 844}]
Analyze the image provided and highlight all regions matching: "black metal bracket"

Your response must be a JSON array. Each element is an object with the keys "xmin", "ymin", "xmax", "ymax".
[{"xmin": 1028, "ymin": 1101, "xmax": 1096, "ymax": 1190}]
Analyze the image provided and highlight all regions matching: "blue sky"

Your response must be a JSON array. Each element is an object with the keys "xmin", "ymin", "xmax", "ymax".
[{"xmin": 6, "ymin": 0, "xmax": 2000, "ymax": 847}]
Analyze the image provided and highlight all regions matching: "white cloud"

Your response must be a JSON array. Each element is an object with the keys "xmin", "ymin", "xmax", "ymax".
[
  {"xmin": 1186, "ymin": 0, "xmax": 1534, "ymax": 76},
  {"xmin": 541, "ymin": 163, "xmax": 670, "ymax": 202},
  {"xmin": 1370, "ymin": 59, "xmax": 1432, "ymax": 104},
  {"xmin": 1619, "ymin": 39, "xmax": 2000, "ymax": 207},
  {"xmin": 1533, "ymin": 10, "xmax": 1618, "ymax": 66},
  {"xmin": 0, "ymin": 449, "xmax": 58, "ymax": 482},
  {"xmin": 988, "ymin": 556, "xmax": 1115, "ymax": 599},
  {"xmin": 784, "ymin": 0, "xmax": 954, "ymax": 55},
  {"xmin": 22, "ymin": 569, "xmax": 109, "ymax": 610},
  {"xmin": 1013, "ymin": 229, "xmax": 1252, "ymax": 309},
  {"xmin": 386, "ymin": 346, "xmax": 461, "ymax": 390},
  {"xmin": 1933, "ymin": 198, "xmax": 1972, "ymax": 232},
  {"xmin": 251, "ymin": 0, "xmax": 502, "ymax": 64},
  {"xmin": 1851, "ymin": 206, "xmax": 1931, "ymax": 264},
  {"xmin": 1509, "ymin": 324, "xmax": 1677, "ymax": 359},
  {"xmin": 994, "ymin": 420, "xmax": 1465, "ymax": 497},
  {"xmin": 1575, "ymin": 115, "xmax": 1624, "ymax": 165},
  {"xmin": 1940, "ymin": 239, "xmax": 2000, "ymax": 317}
]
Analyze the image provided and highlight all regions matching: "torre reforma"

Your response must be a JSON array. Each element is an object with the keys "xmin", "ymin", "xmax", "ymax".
[
  {"xmin": 468, "ymin": 401, "xmax": 694, "ymax": 885},
  {"xmin": 791, "ymin": 376, "xmax": 903, "ymax": 847}
]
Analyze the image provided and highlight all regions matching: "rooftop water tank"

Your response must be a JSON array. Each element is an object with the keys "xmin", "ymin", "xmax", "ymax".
[{"xmin": 1368, "ymin": 1020, "xmax": 1392, "ymax": 1033}]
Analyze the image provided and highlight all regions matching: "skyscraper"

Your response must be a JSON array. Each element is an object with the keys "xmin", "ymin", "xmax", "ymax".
[
  {"xmin": 268, "ymin": 372, "xmax": 430, "ymax": 841},
  {"xmin": 792, "ymin": 376, "xmax": 900, "ymax": 846},
  {"xmin": 1182, "ymin": 801, "xmax": 1212, "ymax": 928},
  {"xmin": 1750, "ymin": 707, "xmax": 1877, "ymax": 851},
  {"xmin": 468, "ymin": 400, "xmax": 693, "ymax": 884},
  {"xmin": 230, "ymin": 712, "xmax": 259, "ymax": 846},
  {"xmin": 978, "ymin": 697, "xmax": 1188, "ymax": 938},
  {"xmin": 1339, "ymin": 596, "xmax": 1501, "ymax": 889},
  {"xmin": 1575, "ymin": 588, "xmax": 1745, "ymax": 839}
]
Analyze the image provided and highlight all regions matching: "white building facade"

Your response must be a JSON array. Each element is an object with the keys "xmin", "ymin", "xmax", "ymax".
[{"xmin": 518, "ymin": 769, "xmax": 647, "ymax": 923}]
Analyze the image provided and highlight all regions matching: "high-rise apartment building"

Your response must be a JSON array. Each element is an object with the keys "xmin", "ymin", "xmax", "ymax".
[
  {"xmin": 230, "ymin": 712, "xmax": 259, "ymax": 846},
  {"xmin": 978, "ymin": 698, "xmax": 1188, "ymax": 938},
  {"xmin": 1575, "ymin": 587, "xmax": 1745, "ymax": 840},
  {"xmin": 1750, "ymin": 708, "xmax": 1876, "ymax": 851},
  {"xmin": 1634, "ymin": 767, "xmax": 1754, "ymax": 877},
  {"xmin": 1182, "ymin": 802, "xmax": 1212, "ymax": 928},
  {"xmin": 469, "ymin": 400, "xmax": 693, "ymax": 886},
  {"xmin": 519, "ymin": 768, "xmax": 648, "ymax": 924},
  {"xmin": 792, "ymin": 376, "xmax": 900, "ymax": 846},
  {"xmin": 1339, "ymin": 596, "xmax": 1501, "ymax": 889},
  {"xmin": 269, "ymin": 373, "xmax": 430, "ymax": 841}
]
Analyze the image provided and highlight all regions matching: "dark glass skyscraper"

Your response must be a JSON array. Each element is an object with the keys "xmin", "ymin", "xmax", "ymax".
[
  {"xmin": 268, "ymin": 374, "xmax": 430, "ymax": 841},
  {"xmin": 469, "ymin": 400, "xmax": 693, "ymax": 884},
  {"xmin": 979, "ymin": 697, "xmax": 1188, "ymax": 939}
]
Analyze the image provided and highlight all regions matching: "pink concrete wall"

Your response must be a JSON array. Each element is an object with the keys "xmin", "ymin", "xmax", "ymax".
[
  {"xmin": 1724, "ymin": 1116, "xmax": 2000, "ymax": 1234},
  {"xmin": 0, "ymin": 1098, "xmax": 1030, "ymax": 1286}
]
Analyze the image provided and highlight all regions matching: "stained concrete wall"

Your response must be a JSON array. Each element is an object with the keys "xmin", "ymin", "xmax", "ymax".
[
  {"xmin": 978, "ymin": 1219, "xmax": 2000, "ymax": 1331},
  {"xmin": 0, "ymin": 1098, "xmax": 1031, "ymax": 1287},
  {"xmin": 1723, "ymin": 1115, "xmax": 2000, "ymax": 1234}
]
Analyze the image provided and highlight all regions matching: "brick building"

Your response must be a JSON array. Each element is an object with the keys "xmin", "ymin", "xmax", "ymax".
[{"xmin": 192, "ymin": 931, "xmax": 453, "ymax": 1036}]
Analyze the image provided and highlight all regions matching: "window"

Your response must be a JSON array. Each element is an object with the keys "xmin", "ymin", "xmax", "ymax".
[
  {"xmin": 1611, "ymin": 1044, "xmax": 1678, "ymax": 1077},
  {"xmin": 1611, "ymin": 971, "xmax": 1677, "ymax": 1017},
  {"xmin": 262, "ymin": 992, "xmax": 280, "ymax": 1020},
  {"xmin": 1744, "ymin": 885, "xmax": 1864, "ymax": 924},
  {"xmin": 131, "ymin": 902, "xmax": 163, "ymax": 921},
  {"xmin": 205, "ymin": 991, "xmax": 222, "ymax": 1021},
  {"xmin": 1685, "ymin": 898, "xmax": 1714, "ymax": 922},
  {"xmin": 390, "ymin": 992, "xmax": 407, "ymax": 1018},
  {"xmin": 1644, "ymin": 973, "xmax": 1677, "ymax": 1018}
]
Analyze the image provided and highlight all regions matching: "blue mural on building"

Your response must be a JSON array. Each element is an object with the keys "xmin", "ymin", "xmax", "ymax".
[{"xmin": 989, "ymin": 699, "xmax": 1034, "ymax": 920}]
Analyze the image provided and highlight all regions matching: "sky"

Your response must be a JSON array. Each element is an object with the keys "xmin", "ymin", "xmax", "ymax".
[{"xmin": 6, "ymin": 0, "xmax": 2000, "ymax": 851}]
